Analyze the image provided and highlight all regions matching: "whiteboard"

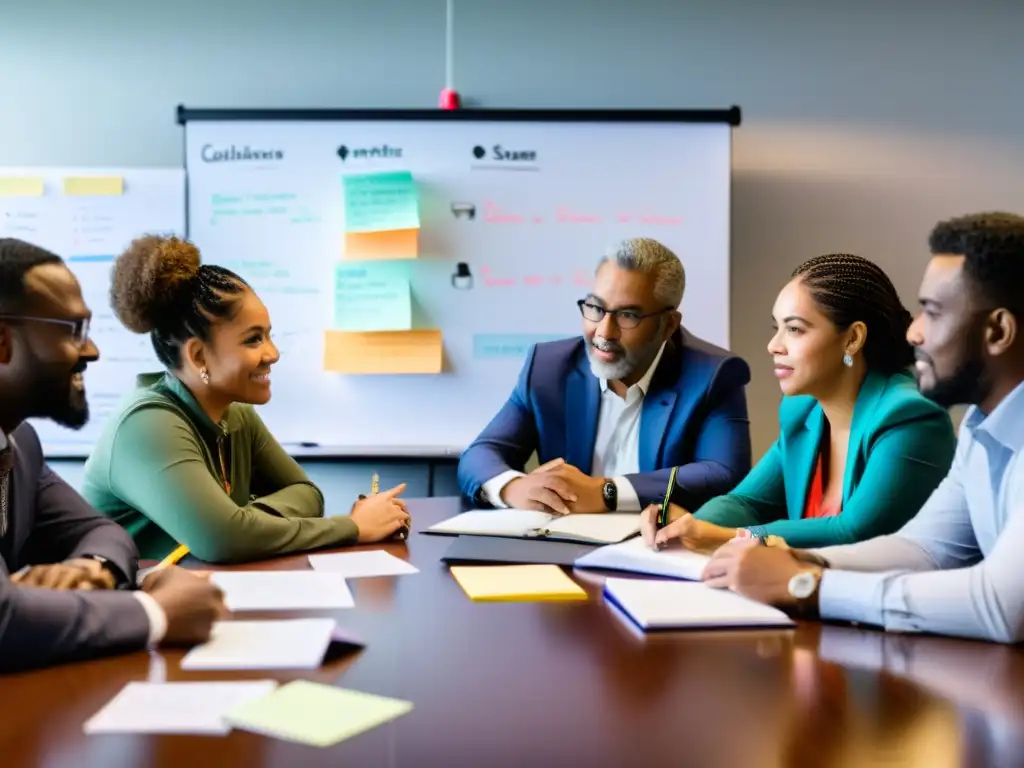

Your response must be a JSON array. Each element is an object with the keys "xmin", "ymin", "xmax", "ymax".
[
  {"xmin": 181, "ymin": 108, "xmax": 737, "ymax": 454},
  {"xmin": 0, "ymin": 168, "xmax": 185, "ymax": 456}
]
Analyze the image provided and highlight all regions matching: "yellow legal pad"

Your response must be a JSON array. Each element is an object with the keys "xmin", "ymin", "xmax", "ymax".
[{"xmin": 449, "ymin": 564, "xmax": 588, "ymax": 603}]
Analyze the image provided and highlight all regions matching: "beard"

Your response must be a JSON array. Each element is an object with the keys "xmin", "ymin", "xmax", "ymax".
[
  {"xmin": 917, "ymin": 349, "xmax": 992, "ymax": 409},
  {"xmin": 28, "ymin": 360, "xmax": 90, "ymax": 430},
  {"xmin": 586, "ymin": 332, "xmax": 664, "ymax": 382}
]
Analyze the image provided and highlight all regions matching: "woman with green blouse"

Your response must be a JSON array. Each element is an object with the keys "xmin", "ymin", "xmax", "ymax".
[{"xmin": 82, "ymin": 235, "xmax": 410, "ymax": 563}]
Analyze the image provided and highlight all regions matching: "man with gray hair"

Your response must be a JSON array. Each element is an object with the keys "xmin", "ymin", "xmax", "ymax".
[{"xmin": 458, "ymin": 237, "xmax": 752, "ymax": 515}]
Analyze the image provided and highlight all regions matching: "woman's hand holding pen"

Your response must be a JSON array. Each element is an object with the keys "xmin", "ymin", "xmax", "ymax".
[
  {"xmin": 352, "ymin": 483, "xmax": 412, "ymax": 543},
  {"xmin": 640, "ymin": 504, "xmax": 736, "ymax": 554}
]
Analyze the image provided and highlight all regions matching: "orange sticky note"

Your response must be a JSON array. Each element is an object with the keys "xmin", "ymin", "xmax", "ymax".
[
  {"xmin": 343, "ymin": 228, "xmax": 418, "ymax": 260},
  {"xmin": 323, "ymin": 330, "xmax": 443, "ymax": 375}
]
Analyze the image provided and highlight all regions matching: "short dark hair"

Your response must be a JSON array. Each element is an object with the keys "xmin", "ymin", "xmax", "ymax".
[
  {"xmin": 792, "ymin": 253, "xmax": 915, "ymax": 374},
  {"xmin": 928, "ymin": 212, "xmax": 1024, "ymax": 315},
  {"xmin": 0, "ymin": 238, "xmax": 63, "ymax": 313},
  {"xmin": 109, "ymin": 234, "xmax": 249, "ymax": 369}
]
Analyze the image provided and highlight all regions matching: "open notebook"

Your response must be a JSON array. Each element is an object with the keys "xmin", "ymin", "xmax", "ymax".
[
  {"xmin": 574, "ymin": 537, "xmax": 711, "ymax": 581},
  {"xmin": 423, "ymin": 510, "xmax": 640, "ymax": 545},
  {"xmin": 604, "ymin": 578, "xmax": 796, "ymax": 631}
]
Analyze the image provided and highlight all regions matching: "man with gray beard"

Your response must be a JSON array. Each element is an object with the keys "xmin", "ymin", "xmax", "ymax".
[{"xmin": 458, "ymin": 238, "xmax": 752, "ymax": 515}]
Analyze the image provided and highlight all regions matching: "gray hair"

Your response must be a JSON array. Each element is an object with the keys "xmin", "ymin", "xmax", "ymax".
[{"xmin": 597, "ymin": 237, "xmax": 685, "ymax": 309}]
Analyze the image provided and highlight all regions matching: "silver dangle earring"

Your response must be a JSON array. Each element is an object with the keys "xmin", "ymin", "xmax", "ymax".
[
  {"xmin": 200, "ymin": 367, "xmax": 210, "ymax": 384},
  {"xmin": 842, "ymin": 353, "xmax": 854, "ymax": 368}
]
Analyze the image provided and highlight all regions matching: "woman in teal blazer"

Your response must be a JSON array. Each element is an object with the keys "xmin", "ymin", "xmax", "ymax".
[{"xmin": 643, "ymin": 254, "xmax": 956, "ymax": 551}]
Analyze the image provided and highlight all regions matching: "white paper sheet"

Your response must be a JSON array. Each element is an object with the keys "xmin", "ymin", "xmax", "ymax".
[
  {"xmin": 308, "ymin": 550, "xmax": 419, "ymax": 578},
  {"xmin": 83, "ymin": 680, "xmax": 278, "ymax": 735},
  {"xmin": 180, "ymin": 619, "xmax": 337, "ymax": 670},
  {"xmin": 209, "ymin": 571, "xmax": 354, "ymax": 611}
]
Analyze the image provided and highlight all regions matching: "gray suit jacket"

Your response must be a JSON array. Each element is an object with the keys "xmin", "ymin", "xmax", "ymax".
[{"xmin": 0, "ymin": 423, "xmax": 150, "ymax": 673}]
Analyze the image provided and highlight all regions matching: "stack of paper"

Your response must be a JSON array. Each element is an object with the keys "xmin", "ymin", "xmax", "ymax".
[
  {"xmin": 308, "ymin": 550, "xmax": 419, "ymax": 577},
  {"xmin": 426, "ymin": 509, "xmax": 641, "ymax": 545},
  {"xmin": 83, "ymin": 681, "xmax": 278, "ymax": 735},
  {"xmin": 603, "ymin": 578, "xmax": 795, "ymax": 631},
  {"xmin": 449, "ymin": 564, "xmax": 588, "ymax": 602},
  {"xmin": 180, "ymin": 619, "xmax": 338, "ymax": 670},
  {"xmin": 574, "ymin": 537, "xmax": 711, "ymax": 580},
  {"xmin": 209, "ymin": 571, "xmax": 354, "ymax": 611}
]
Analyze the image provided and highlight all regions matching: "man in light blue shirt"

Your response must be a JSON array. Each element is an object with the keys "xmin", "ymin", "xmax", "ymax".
[{"xmin": 701, "ymin": 211, "xmax": 1024, "ymax": 643}]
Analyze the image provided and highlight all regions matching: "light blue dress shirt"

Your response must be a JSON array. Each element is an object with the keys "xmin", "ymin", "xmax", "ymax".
[{"xmin": 813, "ymin": 381, "xmax": 1024, "ymax": 643}]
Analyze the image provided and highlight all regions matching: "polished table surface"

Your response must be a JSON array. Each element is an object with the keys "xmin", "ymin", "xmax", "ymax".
[{"xmin": 4, "ymin": 497, "xmax": 1024, "ymax": 767}]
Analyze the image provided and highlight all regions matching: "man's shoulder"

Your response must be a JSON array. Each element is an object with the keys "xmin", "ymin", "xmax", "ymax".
[
  {"xmin": 9, "ymin": 421, "xmax": 44, "ymax": 471},
  {"xmin": 530, "ymin": 335, "xmax": 587, "ymax": 362},
  {"xmin": 674, "ymin": 331, "xmax": 751, "ymax": 387}
]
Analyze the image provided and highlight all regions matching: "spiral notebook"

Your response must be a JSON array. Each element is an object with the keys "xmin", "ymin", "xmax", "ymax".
[
  {"xmin": 424, "ymin": 509, "xmax": 640, "ymax": 545},
  {"xmin": 574, "ymin": 537, "xmax": 711, "ymax": 581}
]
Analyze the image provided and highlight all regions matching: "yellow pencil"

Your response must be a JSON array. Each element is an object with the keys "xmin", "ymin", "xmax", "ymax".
[
  {"xmin": 156, "ymin": 543, "xmax": 190, "ymax": 570},
  {"xmin": 371, "ymin": 473, "xmax": 379, "ymax": 495}
]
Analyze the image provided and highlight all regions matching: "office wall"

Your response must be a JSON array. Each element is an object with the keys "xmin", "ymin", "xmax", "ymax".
[{"xmin": 3, "ymin": 0, "xmax": 1022, "ymax": 469}]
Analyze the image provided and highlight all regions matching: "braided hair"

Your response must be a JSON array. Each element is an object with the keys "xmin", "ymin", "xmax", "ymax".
[
  {"xmin": 792, "ymin": 254, "xmax": 914, "ymax": 374},
  {"xmin": 109, "ymin": 234, "xmax": 249, "ymax": 369}
]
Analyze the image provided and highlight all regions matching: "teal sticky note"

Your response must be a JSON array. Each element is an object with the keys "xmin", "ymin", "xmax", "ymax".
[
  {"xmin": 334, "ymin": 261, "xmax": 413, "ymax": 331},
  {"xmin": 343, "ymin": 171, "xmax": 420, "ymax": 233}
]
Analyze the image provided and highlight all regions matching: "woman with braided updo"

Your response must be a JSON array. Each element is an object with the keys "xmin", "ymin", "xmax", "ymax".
[
  {"xmin": 642, "ymin": 253, "xmax": 956, "ymax": 551},
  {"xmin": 81, "ymin": 235, "xmax": 411, "ymax": 563}
]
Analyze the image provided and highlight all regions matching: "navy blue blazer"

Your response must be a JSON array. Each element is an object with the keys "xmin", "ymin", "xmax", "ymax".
[{"xmin": 458, "ymin": 328, "xmax": 753, "ymax": 510}]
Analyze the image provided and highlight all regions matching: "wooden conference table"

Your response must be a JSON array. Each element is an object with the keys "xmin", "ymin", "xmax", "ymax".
[{"xmin": 5, "ymin": 497, "xmax": 1024, "ymax": 767}]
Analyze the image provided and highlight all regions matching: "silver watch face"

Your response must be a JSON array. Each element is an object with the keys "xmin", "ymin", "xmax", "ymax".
[{"xmin": 789, "ymin": 571, "xmax": 817, "ymax": 599}]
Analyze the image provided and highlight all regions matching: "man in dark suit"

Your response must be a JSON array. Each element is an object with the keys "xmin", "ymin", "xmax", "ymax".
[
  {"xmin": 0, "ymin": 238, "xmax": 225, "ymax": 673},
  {"xmin": 458, "ymin": 238, "xmax": 752, "ymax": 514}
]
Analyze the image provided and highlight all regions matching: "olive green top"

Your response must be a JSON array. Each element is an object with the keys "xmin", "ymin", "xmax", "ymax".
[{"xmin": 82, "ymin": 372, "xmax": 358, "ymax": 562}]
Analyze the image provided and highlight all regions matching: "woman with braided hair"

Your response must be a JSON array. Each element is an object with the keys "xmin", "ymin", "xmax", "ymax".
[
  {"xmin": 81, "ymin": 235, "xmax": 411, "ymax": 563},
  {"xmin": 642, "ymin": 253, "xmax": 956, "ymax": 551}
]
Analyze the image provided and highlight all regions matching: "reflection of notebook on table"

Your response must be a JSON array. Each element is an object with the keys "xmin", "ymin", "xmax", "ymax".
[
  {"xmin": 574, "ymin": 537, "xmax": 711, "ymax": 581},
  {"xmin": 441, "ymin": 535, "xmax": 597, "ymax": 567},
  {"xmin": 423, "ymin": 510, "xmax": 640, "ymax": 545},
  {"xmin": 604, "ymin": 578, "xmax": 796, "ymax": 631}
]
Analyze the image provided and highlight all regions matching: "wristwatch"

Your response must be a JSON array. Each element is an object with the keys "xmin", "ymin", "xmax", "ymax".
[
  {"xmin": 601, "ymin": 479, "xmax": 618, "ymax": 511},
  {"xmin": 83, "ymin": 554, "xmax": 128, "ymax": 589},
  {"xmin": 787, "ymin": 569, "xmax": 820, "ymax": 600}
]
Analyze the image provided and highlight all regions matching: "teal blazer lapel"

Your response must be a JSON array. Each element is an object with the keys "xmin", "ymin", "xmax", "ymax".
[
  {"xmin": 787, "ymin": 406, "xmax": 825, "ymax": 519},
  {"xmin": 841, "ymin": 371, "xmax": 888, "ymax": 502},
  {"xmin": 565, "ymin": 363, "xmax": 599, "ymax": 473}
]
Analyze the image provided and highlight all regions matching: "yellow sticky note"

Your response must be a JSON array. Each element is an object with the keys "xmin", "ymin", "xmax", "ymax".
[
  {"xmin": 62, "ymin": 176, "xmax": 123, "ymax": 196},
  {"xmin": 225, "ymin": 680, "xmax": 412, "ymax": 748},
  {"xmin": 323, "ymin": 329, "xmax": 443, "ymax": 375},
  {"xmin": 449, "ymin": 564, "xmax": 588, "ymax": 603},
  {"xmin": 0, "ymin": 177, "xmax": 44, "ymax": 197},
  {"xmin": 343, "ymin": 228, "xmax": 419, "ymax": 260}
]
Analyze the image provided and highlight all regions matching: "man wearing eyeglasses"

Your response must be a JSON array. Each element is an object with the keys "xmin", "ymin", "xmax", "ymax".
[
  {"xmin": 458, "ymin": 237, "xmax": 752, "ymax": 515},
  {"xmin": 0, "ymin": 238, "xmax": 225, "ymax": 672}
]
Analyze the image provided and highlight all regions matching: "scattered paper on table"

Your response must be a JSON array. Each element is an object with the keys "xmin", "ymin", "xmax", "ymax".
[
  {"xmin": 344, "ymin": 228, "xmax": 418, "ymax": 260},
  {"xmin": 449, "ymin": 564, "xmax": 588, "ymax": 602},
  {"xmin": 333, "ymin": 261, "xmax": 412, "ymax": 332},
  {"xmin": 62, "ymin": 176, "xmax": 124, "ymax": 196},
  {"xmin": 209, "ymin": 571, "xmax": 354, "ymax": 611},
  {"xmin": 180, "ymin": 619, "xmax": 337, "ymax": 670},
  {"xmin": 83, "ymin": 680, "xmax": 278, "ymax": 735},
  {"xmin": 323, "ymin": 329, "xmax": 443, "ymax": 375},
  {"xmin": 342, "ymin": 171, "xmax": 419, "ymax": 233},
  {"xmin": 309, "ymin": 550, "xmax": 419, "ymax": 578},
  {"xmin": 225, "ymin": 680, "xmax": 413, "ymax": 748},
  {"xmin": 0, "ymin": 177, "xmax": 44, "ymax": 197}
]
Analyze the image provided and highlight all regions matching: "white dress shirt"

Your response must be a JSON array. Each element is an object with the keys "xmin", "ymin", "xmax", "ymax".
[
  {"xmin": 812, "ymin": 380, "xmax": 1024, "ymax": 643},
  {"xmin": 481, "ymin": 342, "xmax": 667, "ymax": 512}
]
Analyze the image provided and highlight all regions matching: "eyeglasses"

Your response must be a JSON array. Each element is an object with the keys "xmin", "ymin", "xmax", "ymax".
[
  {"xmin": 0, "ymin": 314, "xmax": 91, "ymax": 345},
  {"xmin": 577, "ymin": 300, "xmax": 671, "ymax": 330}
]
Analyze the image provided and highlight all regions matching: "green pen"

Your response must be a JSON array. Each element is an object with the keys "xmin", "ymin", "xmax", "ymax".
[{"xmin": 657, "ymin": 465, "xmax": 679, "ymax": 529}]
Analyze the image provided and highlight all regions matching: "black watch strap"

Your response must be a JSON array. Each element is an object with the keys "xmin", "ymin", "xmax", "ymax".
[{"xmin": 601, "ymin": 479, "xmax": 618, "ymax": 511}]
